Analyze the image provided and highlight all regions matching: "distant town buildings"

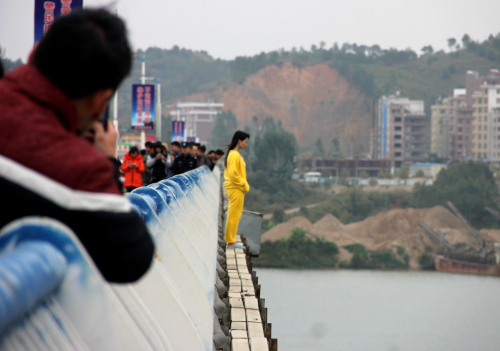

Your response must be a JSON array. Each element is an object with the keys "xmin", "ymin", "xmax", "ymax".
[
  {"xmin": 431, "ymin": 70, "xmax": 500, "ymax": 163},
  {"xmin": 300, "ymin": 158, "xmax": 391, "ymax": 177},
  {"xmin": 377, "ymin": 93, "xmax": 427, "ymax": 168},
  {"xmin": 409, "ymin": 163, "xmax": 447, "ymax": 178},
  {"xmin": 169, "ymin": 102, "xmax": 223, "ymax": 144}
]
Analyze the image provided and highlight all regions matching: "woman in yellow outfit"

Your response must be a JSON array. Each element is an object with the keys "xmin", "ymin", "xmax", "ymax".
[{"xmin": 224, "ymin": 130, "xmax": 250, "ymax": 249}]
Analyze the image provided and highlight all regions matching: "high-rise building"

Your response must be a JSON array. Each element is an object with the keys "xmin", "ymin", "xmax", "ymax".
[
  {"xmin": 169, "ymin": 102, "xmax": 224, "ymax": 144},
  {"xmin": 377, "ymin": 93, "xmax": 426, "ymax": 168},
  {"xmin": 430, "ymin": 101, "xmax": 447, "ymax": 155},
  {"xmin": 437, "ymin": 90, "xmax": 474, "ymax": 161},
  {"xmin": 471, "ymin": 89, "xmax": 488, "ymax": 160},
  {"xmin": 488, "ymin": 107, "xmax": 500, "ymax": 165}
]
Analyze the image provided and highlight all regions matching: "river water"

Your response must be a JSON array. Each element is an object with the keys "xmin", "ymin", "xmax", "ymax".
[{"xmin": 255, "ymin": 268, "xmax": 500, "ymax": 351}]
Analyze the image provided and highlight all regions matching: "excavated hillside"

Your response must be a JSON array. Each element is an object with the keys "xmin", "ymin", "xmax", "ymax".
[
  {"xmin": 261, "ymin": 206, "xmax": 500, "ymax": 269},
  {"xmin": 178, "ymin": 62, "xmax": 372, "ymax": 149}
]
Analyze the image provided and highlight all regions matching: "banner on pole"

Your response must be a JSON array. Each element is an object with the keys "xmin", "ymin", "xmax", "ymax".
[
  {"xmin": 171, "ymin": 121, "xmax": 185, "ymax": 142},
  {"xmin": 187, "ymin": 137, "xmax": 196, "ymax": 143},
  {"xmin": 34, "ymin": 0, "xmax": 83, "ymax": 43},
  {"xmin": 131, "ymin": 84, "xmax": 155, "ymax": 130}
]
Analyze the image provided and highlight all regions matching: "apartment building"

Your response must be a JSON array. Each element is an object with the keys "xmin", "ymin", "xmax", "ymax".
[
  {"xmin": 432, "ymin": 70, "xmax": 500, "ymax": 162},
  {"xmin": 437, "ymin": 90, "xmax": 474, "ymax": 161},
  {"xmin": 471, "ymin": 90, "xmax": 489, "ymax": 160},
  {"xmin": 488, "ymin": 108, "xmax": 500, "ymax": 165},
  {"xmin": 431, "ymin": 101, "xmax": 447, "ymax": 154},
  {"xmin": 169, "ymin": 102, "xmax": 224, "ymax": 144},
  {"xmin": 377, "ymin": 93, "xmax": 426, "ymax": 168}
]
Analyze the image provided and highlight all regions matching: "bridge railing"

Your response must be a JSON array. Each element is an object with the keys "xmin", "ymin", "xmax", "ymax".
[{"xmin": 0, "ymin": 165, "xmax": 225, "ymax": 351}]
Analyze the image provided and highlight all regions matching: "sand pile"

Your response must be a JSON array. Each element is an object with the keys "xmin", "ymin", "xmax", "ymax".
[
  {"xmin": 261, "ymin": 216, "xmax": 313, "ymax": 242},
  {"xmin": 310, "ymin": 214, "xmax": 357, "ymax": 247},
  {"xmin": 261, "ymin": 205, "xmax": 491, "ymax": 269}
]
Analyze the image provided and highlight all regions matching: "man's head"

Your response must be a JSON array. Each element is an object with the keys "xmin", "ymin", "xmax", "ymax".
[
  {"xmin": 191, "ymin": 143, "xmax": 199, "ymax": 156},
  {"xmin": 145, "ymin": 141, "xmax": 154, "ymax": 154},
  {"xmin": 31, "ymin": 9, "xmax": 132, "ymax": 132},
  {"xmin": 0, "ymin": 59, "xmax": 4, "ymax": 79},
  {"xmin": 198, "ymin": 145, "xmax": 206, "ymax": 156},
  {"xmin": 129, "ymin": 146, "xmax": 139, "ymax": 158},
  {"xmin": 215, "ymin": 149, "xmax": 225, "ymax": 160},
  {"xmin": 181, "ymin": 142, "xmax": 190, "ymax": 156},
  {"xmin": 170, "ymin": 141, "xmax": 180, "ymax": 154}
]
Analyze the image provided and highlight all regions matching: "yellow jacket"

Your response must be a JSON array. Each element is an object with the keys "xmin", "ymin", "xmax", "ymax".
[{"xmin": 224, "ymin": 150, "xmax": 250, "ymax": 193}]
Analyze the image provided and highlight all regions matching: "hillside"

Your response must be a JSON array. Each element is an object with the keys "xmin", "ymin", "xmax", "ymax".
[
  {"xmin": 4, "ymin": 36, "xmax": 500, "ymax": 151},
  {"xmin": 177, "ymin": 62, "xmax": 372, "ymax": 149},
  {"xmin": 261, "ymin": 206, "xmax": 500, "ymax": 268}
]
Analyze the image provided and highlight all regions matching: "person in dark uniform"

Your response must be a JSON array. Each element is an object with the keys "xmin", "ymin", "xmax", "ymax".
[{"xmin": 171, "ymin": 142, "xmax": 197, "ymax": 176}]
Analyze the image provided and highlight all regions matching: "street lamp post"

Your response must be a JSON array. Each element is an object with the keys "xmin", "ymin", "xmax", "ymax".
[
  {"xmin": 155, "ymin": 79, "xmax": 161, "ymax": 141},
  {"xmin": 137, "ymin": 55, "xmax": 157, "ymax": 146}
]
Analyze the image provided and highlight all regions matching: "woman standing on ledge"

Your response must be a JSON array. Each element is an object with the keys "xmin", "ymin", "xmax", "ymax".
[{"xmin": 224, "ymin": 130, "xmax": 250, "ymax": 249}]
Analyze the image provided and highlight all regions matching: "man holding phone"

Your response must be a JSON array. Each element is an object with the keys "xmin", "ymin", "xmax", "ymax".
[{"xmin": 0, "ymin": 9, "xmax": 154, "ymax": 283}]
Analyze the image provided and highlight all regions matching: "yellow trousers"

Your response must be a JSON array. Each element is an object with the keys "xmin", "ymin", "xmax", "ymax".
[{"xmin": 225, "ymin": 188, "xmax": 245, "ymax": 243}]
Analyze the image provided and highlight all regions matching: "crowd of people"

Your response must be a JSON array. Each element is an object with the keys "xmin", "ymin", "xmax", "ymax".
[{"xmin": 120, "ymin": 140, "xmax": 226, "ymax": 192}]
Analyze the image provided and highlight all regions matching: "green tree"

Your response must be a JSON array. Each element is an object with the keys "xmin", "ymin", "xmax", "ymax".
[
  {"xmin": 378, "ymin": 171, "xmax": 392, "ymax": 179},
  {"xmin": 415, "ymin": 170, "xmax": 425, "ymax": 178},
  {"xmin": 207, "ymin": 110, "xmax": 238, "ymax": 150},
  {"xmin": 421, "ymin": 45, "xmax": 434, "ymax": 56},
  {"xmin": 315, "ymin": 137, "xmax": 325, "ymax": 158},
  {"xmin": 398, "ymin": 167, "xmax": 409, "ymax": 179},
  {"xmin": 359, "ymin": 171, "xmax": 369, "ymax": 179},
  {"xmin": 447, "ymin": 38, "xmax": 457, "ymax": 52},
  {"xmin": 411, "ymin": 161, "xmax": 499, "ymax": 227},
  {"xmin": 272, "ymin": 206, "xmax": 286, "ymax": 223},
  {"xmin": 331, "ymin": 137, "xmax": 340, "ymax": 157}
]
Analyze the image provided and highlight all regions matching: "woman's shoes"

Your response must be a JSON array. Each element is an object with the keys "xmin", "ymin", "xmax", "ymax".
[{"xmin": 227, "ymin": 243, "xmax": 246, "ymax": 249}]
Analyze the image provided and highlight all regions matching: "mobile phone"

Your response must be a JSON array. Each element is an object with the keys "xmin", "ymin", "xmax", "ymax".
[{"xmin": 100, "ymin": 106, "xmax": 110, "ymax": 131}]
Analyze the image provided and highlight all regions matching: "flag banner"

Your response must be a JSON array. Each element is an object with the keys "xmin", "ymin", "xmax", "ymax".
[
  {"xmin": 34, "ymin": 0, "xmax": 83, "ymax": 43},
  {"xmin": 131, "ymin": 84, "xmax": 155, "ymax": 130},
  {"xmin": 187, "ymin": 137, "xmax": 196, "ymax": 143},
  {"xmin": 172, "ymin": 121, "xmax": 185, "ymax": 142}
]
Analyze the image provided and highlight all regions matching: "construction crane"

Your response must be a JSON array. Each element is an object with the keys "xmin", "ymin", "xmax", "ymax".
[
  {"xmin": 418, "ymin": 222, "xmax": 455, "ymax": 251},
  {"xmin": 446, "ymin": 201, "xmax": 484, "ymax": 248},
  {"xmin": 485, "ymin": 207, "xmax": 500, "ymax": 221}
]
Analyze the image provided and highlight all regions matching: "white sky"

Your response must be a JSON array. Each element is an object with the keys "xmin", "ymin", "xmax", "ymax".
[{"xmin": 1, "ymin": 0, "xmax": 500, "ymax": 62}]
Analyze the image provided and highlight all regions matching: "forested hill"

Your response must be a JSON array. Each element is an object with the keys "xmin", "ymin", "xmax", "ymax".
[{"xmin": 3, "ymin": 34, "xmax": 500, "ymax": 149}]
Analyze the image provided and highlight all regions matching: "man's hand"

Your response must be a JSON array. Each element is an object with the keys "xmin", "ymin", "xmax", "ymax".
[
  {"xmin": 156, "ymin": 154, "xmax": 165, "ymax": 160},
  {"xmin": 93, "ymin": 121, "xmax": 118, "ymax": 157}
]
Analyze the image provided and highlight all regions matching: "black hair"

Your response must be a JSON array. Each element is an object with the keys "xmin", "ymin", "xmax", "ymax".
[
  {"xmin": 0, "ymin": 59, "xmax": 4, "ymax": 79},
  {"xmin": 129, "ymin": 146, "xmax": 139, "ymax": 155},
  {"xmin": 194, "ymin": 143, "xmax": 200, "ymax": 148},
  {"xmin": 32, "ymin": 8, "xmax": 132, "ymax": 98},
  {"xmin": 171, "ymin": 141, "xmax": 180, "ymax": 147},
  {"xmin": 207, "ymin": 150, "xmax": 215, "ymax": 155},
  {"xmin": 215, "ymin": 149, "xmax": 224, "ymax": 156},
  {"xmin": 199, "ymin": 145, "xmax": 206, "ymax": 153},
  {"xmin": 145, "ymin": 141, "xmax": 154, "ymax": 148},
  {"xmin": 140, "ymin": 149, "xmax": 146, "ymax": 156},
  {"xmin": 224, "ymin": 130, "xmax": 250, "ymax": 167}
]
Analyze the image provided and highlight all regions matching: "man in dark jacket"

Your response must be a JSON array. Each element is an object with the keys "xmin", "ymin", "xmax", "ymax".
[
  {"xmin": 171, "ymin": 142, "xmax": 197, "ymax": 175},
  {"xmin": 0, "ymin": 9, "xmax": 154, "ymax": 283}
]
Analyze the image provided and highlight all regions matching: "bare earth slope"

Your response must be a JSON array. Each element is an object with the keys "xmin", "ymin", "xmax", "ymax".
[
  {"xmin": 178, "ymin": 62, "xmax": 372, "ymax": 149},
  {"xmin": 261, "ymin": 206, "xmax": 500, "ymax": 269}
]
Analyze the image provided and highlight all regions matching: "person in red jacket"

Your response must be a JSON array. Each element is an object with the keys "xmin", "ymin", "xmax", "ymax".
[
  {"xmin": 121, "ymin": 146, "xmax": 145, "ymax": 192},
  {"xmin": 0, "ymin": 9, "xmax": 154, "ymax": 283}
]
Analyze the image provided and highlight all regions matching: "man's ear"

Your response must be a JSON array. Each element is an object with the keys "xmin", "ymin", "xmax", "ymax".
[{"xmin": 89, "ymin": 89, "xmax": 113, "ymax": 120}]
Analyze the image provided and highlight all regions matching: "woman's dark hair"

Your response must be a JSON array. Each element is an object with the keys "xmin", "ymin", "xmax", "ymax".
[
  {"xmin": 129, "ymin": 146, "xmax": 139, "ymax": 155},
  {"xmin": 225, "ymin": 130, "xmax": 250, "ymax": 167}
]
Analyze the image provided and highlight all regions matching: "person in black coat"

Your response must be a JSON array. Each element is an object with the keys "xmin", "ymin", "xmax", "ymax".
[{"xmin": 171, "ymin": 142, "xmax": 197, "ymax": 175}]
